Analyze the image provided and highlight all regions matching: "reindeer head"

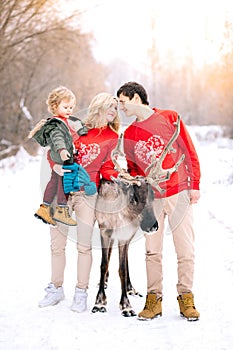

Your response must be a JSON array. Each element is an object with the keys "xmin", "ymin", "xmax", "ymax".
[
  {"xmin": 110, "ymin": 176, "xmax": 158, "ymax": 233},
  {"xmin": 132, "ymin": 179, "xmax": 158, "ymax": 233}
]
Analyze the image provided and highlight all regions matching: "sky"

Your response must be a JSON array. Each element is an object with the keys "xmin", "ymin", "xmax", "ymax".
[
  {"xmin": 60, "ymin": 0, "xmax": 233, "ymax": 70},
  {"xmin": 0, "ymin": 125, "xmax": 233, "ymax": 349}
]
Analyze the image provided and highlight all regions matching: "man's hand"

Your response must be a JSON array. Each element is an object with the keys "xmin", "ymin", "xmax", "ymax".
[
  {"xmin": 53, "ymin": 164, "xmax": 71, "ymax": 176},
  {"xmin": 189, "ymin": 190, "xmax": 200, "ymax": 204}
]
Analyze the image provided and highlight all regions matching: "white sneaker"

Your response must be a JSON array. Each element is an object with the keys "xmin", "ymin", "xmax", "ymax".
[
  {"xmin": 38, "ymin": 283, "xmax": 65, "ymax": 307},
  {"xmin": 71, "ymin": 287, "xmax": 87, "ymax": 312}
]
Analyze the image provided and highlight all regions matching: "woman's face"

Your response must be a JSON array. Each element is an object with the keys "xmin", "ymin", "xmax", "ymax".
[{"xmin": 101, "ymin": 98, "xmax": 118, "ymax": 124}]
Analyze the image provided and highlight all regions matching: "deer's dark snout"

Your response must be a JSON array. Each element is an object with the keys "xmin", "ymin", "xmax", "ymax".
[
  {"xmin": 140, "ymin": 207, "xmax": 158, "ymax": 233},
  {"xmin": 131, "ymin": 181, "xmax": 158, "ymax": 233}
]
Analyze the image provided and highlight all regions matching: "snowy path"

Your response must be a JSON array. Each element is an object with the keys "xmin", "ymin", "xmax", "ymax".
[{"xmin": 0, "ymin": 136, "xmax": 233, "ymax": 350}]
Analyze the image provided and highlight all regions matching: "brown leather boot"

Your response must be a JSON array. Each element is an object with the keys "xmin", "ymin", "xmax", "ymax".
[
  {"xmin": 177, "ymin": 292, "xmax": 200, "ymax": 321},
  {"xmin": 138, "ymin": 293, "xmax": 162, "ymax": 320}
]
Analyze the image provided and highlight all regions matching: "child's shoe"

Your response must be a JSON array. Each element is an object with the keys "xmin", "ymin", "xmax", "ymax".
[
  {"xmin": 53, "ymin": 206, "xmax": 77, "ymax": 226},
  {"xmin": 38, "ymin": 283, "xmax": 64, "ymax": 307},
  {"xmin": 34, "ymin": 204, "xmax": 56, "ymax": 226},
  {"xmin": 177, "ymin": 292, "xmax": 200, "ymax": 321}
]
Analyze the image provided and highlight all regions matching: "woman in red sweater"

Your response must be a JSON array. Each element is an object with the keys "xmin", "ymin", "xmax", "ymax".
[
  {"xmin": 38, "ymin": 92, "xmax": 120, "ymax": 312},
  {"xmin": 117, "ymin": 81, "xmax": 201, "ymax": 321}
]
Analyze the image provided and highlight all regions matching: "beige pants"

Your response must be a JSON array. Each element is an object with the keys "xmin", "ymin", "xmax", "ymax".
[
  {"xmin": 50, "ymin": 191, "xmax": 97, "ymax": 289},
  {"xmin": 145, "ymin": 190, "xmax": 195, "ymax": 298}
]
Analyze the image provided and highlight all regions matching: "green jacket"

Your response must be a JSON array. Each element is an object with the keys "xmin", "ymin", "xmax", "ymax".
[{"xmin": 32, "ymin": 118, "xmax": 74, "ymax": 164}]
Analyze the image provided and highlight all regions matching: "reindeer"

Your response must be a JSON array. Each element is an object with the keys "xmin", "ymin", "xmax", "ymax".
[{"xmin": 92, "ymin": 116, "xmax": 184, "ymax": 317}]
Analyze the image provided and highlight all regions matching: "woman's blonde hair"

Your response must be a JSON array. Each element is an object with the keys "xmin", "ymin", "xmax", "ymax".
[
  {"xmin": 84, "ymin": 93, "xmax": 120, "ymax": 133},
  {"xmin": 46, "ymin": 86, "xmax": 76, "ymax": 115}
]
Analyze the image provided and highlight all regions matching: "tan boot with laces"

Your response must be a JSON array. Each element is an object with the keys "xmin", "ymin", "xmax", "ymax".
[
  {"xmin": 53, "ymin": 206, "xmax": 77, "ymax": 226},
  {"xmin": 138, "ymin": 293, "xmax": 162, "ymax": 320},
  {"xmin": 34, "ymin": 204, "xmax": 56, "ymax": 226},
  {"xmin": 177, "ymin": 292, "xmax": 200, "ymax": 321}
]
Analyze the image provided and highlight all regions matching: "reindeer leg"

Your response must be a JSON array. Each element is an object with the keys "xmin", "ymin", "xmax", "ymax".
[
  {"xmin": 126, "ymin": 253, "xmax": 133, "ymax": 293},
  {"xmin": 96, "ymin": 239, "xmax": 113, "ymax": 289},
  {"xmin": 123, "ymin": 235, "xmax": 143, "ymax": 298},
  {"xmin": 118, "ymin": 241, "xmax": 136, "ymax": 317},
  {"xmin": 92, "ymin": 229, "xmax": 113, "ymax": 313},
  {"xmin": 126, "ymin": 257, "xmax": 143, "ymax": 298},
  {"xmin": 104, "ymin": 239, "xmax": 113, "ymax": 288}
]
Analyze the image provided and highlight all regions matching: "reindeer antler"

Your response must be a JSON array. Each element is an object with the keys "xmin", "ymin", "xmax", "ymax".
[
  {"xmin": 111, "ymin": 133, "xmax": 125, "ymax": 173},
  {"xmin": 145, "ymin": 115, "xmax": 185, "ymax": 193},
  {"xmin": 111, "ymin": 133, "xmax": 141, "ymax": 186}
]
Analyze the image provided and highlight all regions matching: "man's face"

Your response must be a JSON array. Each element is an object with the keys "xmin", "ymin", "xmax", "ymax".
[{"xmin": 118, "ymin": 93, "xmax": 137, "ymax": 117}]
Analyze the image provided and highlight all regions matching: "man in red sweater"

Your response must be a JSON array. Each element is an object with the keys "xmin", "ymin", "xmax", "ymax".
[{"xmin": 117, "ymin": 82, "xmax": 201, "ymax": 321}]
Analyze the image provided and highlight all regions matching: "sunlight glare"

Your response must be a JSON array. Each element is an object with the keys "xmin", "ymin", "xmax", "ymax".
[{"xmin": 58, "ymin": 0, "xmax": 233, "ymax": 68}]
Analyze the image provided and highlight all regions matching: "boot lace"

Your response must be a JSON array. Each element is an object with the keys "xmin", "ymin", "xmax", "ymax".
[
  {"xmin": 64, "ymin": 206, "xmax": 71, "ymax": 218},
  {"xmin": 183, "ymin": 296, "xmax": 194, "ymax": 308},
  {"xmin": 145, "ymin": 297, "xmax": 160, "ymax": 311}
]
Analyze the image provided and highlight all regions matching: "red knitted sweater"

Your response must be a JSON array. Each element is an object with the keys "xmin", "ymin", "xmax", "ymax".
[
  {"xmin": 74, "ymin": 126, "xmax": 119, "ymax": 188},
  {"xmin": 124, "ymin": 108, "xmax": 201, "ymax": 198}
]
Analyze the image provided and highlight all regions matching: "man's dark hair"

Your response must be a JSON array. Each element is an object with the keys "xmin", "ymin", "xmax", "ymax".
[{"xmin": 117, "ymin": 82, "xmax": 149, "ymax": 105}]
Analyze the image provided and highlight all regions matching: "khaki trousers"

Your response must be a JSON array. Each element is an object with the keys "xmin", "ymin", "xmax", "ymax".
[
  {"xmin": 50, "ymin": 192, "xmax": 97, "ymax": 289},
  {"xmin": 145, "ymin": 190, "xmax": 195, "ymax": 297}
]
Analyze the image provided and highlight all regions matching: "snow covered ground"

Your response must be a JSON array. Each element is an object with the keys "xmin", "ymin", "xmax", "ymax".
[{"xmin": 0, "ymin": 126, "xmax": 233, "ymax": 350}]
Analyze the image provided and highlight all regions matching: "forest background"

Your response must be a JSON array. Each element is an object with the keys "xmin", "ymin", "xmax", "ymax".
[{"xmin": 0, "ymin": 0, "xmax": 233, "ymax": 160}]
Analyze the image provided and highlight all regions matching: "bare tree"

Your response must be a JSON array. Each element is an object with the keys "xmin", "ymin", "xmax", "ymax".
[{"xmin": 0, "ymin": 0, "xmax": 108, "ymax": 159}]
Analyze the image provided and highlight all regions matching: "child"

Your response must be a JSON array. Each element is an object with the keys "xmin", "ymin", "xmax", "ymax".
[{"xmin": 28, "ymin": 86, "xmax": 88, "ymax": 226}]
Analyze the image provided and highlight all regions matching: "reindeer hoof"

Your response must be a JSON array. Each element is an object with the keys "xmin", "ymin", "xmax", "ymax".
[
  {"xmin": 128, "ymin": 289, "xmax": 143, "ymax": 298},
  {"xmin": 92, "ymin": 305, "xmax": 107, "ymax": 313},
  {"xmin": 121, "ymin": 309, "xmax": 137, "ymax": 317},
  {"xmin": 99, "ymin": 306, "xmax": 107, "ymax": 313}
]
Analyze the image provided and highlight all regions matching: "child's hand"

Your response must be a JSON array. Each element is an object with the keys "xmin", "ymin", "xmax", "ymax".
[
  {"xmin": 60, "ymin": 149, "xmax": 71, "ymax": 161},
  {"xmin": 53, "ymin": 164, "xmax": 71, "ymax": 176}
]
